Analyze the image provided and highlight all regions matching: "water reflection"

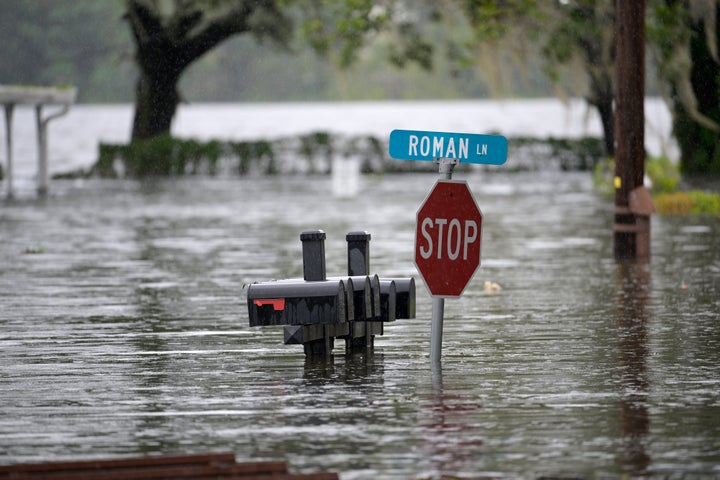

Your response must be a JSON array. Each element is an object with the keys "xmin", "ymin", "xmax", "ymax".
[
  {"xmin": 615, "ymin": 261, "xmax": 651, "ymax": 475},
  {"xmin": 302, "ymin": 350, "xmax": 385, "ymax": 385},
  {"xmin": 419, "ymin": 366, "xmax": 484, "ymax": 478}
]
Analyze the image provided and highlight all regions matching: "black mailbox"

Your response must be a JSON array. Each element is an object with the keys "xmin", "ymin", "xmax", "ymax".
[
  {"xmin": 331, "ymin": 274, "xmax": 381, "ymax": 322},
  {"xmin": 245, "ymin": 229, "xmax": 416, "ymax": 356},
  {"xmin": 387, "ymin": 277, "xmax": 415, "ymax": 319},
  {"xmin": 365, "ymin": 274, "xmax": 382, "ymax": 321},
  {"xmin": 378, "ymin": 279, "xmax": 397, "ymax": 322},
  {"xmin": 278, "ymin": 276, "xmax": 356, "ymax": 323},
  {"xmin": 247, "ymin": 279, "xmax": 347, "ymax": 327}
]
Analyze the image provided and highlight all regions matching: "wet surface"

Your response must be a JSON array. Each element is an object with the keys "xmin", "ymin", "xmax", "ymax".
[{"xmin": 1, "ymin": 169, "xmax": 719, "ymax": 479}]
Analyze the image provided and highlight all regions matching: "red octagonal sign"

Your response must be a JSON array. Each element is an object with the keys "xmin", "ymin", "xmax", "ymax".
[{"xmin": 415, "ymin": 180, "xmax": 483, "ymax": 297}]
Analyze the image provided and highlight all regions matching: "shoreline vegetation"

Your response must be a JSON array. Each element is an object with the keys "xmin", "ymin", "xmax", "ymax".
[
  {"xmin": 44, "ymin": 132, "xmax": 719, "ymax": 215},
  {"xmin": 84, "ymin": 132, "xmax": 604, "ymax": 178}
]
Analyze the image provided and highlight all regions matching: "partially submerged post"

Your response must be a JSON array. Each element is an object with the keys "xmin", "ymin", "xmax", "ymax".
[
  {"xmin": 613, "ymin": 0, "xmax": 652, "ymax": 261},
  {"xmin": 301, "ymin": 230, "xmax": 327, "ymax": 281},
  {"xmin": 1, "ymin": 85, "xmax": 77, "ymax": 198},
  {"xmin": 347, "ymin": 231, "xmax": 371, "ymax": 277},
  {"xmin": 345, "ymin": 231, "xmax": 383, "ymax": 351}
]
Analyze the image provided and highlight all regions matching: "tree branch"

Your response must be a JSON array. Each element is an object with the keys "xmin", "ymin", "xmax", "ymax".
[
  {"xmin": 175, "ymin": 0, "xmax": 291, "ymax": 70},
  {"xmin": 168, "ymin": 6, "xmax": 204, "ymax": 42},
  {"xmin": 125, "ymin": 0, "xmax": 165, "ymax": 47}
]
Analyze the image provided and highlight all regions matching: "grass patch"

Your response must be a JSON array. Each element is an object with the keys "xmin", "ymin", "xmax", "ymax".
[
  {"xmin": 594, "ymin": 156, "xmax": 720, "ymax": 215},
  {"xmin": 653, "ymin": 190, "xmax": 720, "ymax": 215}
]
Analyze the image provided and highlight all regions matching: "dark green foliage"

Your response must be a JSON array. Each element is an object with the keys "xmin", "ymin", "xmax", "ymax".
[
  {"xmin": 674, "ymin": 8, "xmax": 720, "ymax": 174},
  {"xmin": 357, "ymin": 136, "xmax": 386, "ymax": 173},
  {"xmin": 230, "ymin": 140, "xmax": 276, "ymax": 175},
  {"xmin": 645, "ymin": 156, "xmax": 681, "ymax": 194},
  {"xmin": 299, "ymin": 132, "xmax": 332, "ymax": 174},
  {"xmin": 594, "ymin": 156, "xmax": 682, "ymax": 198},
  {"xmin": 299, "ymin": 0, "xmax": 391, "ymax": 68},
  {"xmin": 675, "ymin": 110, "xmax": 720, "ymax": 174},
  {"xmin": 91, "ymin": 133, "xmax": 605, "ymax": 179},
  {"xmin": 649, "ymin": 0, "xmax": 720, "ymax": 174},
  {"xmin": 94, "ymin": 135, "xmax": 222, "ymax": 178}
]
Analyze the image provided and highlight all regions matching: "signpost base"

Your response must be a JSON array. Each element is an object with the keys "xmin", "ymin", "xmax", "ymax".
[{"xmin": 430, "ymin": 297, "xmax": 444, "ymax": 364}]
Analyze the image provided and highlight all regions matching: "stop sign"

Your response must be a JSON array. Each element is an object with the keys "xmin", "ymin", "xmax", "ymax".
[{"xmin": 415, "ymin": 180, "xmax": 483, "ymax": 297}]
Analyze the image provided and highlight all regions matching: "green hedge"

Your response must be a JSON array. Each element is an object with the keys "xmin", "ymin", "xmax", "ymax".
[{"xmin": 89, "ymin": 133, "xmax": 607, "ymax": 179}]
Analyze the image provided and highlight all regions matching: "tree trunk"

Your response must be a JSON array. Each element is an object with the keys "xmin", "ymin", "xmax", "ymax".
[
  {"xmin": 131, "ymin": 71, "xmax": 180, "ymax": 141},
  {"xmin": 596, "ymin": 94, "xmax": 615, "ymax": 158}
]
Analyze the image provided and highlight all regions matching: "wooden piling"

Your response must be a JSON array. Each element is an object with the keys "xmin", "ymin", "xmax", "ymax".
[{"xmin": 613, "ymin": 0, "xmax": 650, "ymax": 261}]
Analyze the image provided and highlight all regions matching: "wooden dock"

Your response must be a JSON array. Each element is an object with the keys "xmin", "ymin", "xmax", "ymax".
[
  {"xmin": 0, "ymin": 452, "xmax": 339, "ymax": 480},
  {"xmin": 1, "ymin": 84, "xmax": 77, "ymax": 198}
]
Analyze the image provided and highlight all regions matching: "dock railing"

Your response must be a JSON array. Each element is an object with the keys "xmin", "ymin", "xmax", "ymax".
[{"xmin": 1, "ymin": 84, "xmax": 77, "ymax": 198}]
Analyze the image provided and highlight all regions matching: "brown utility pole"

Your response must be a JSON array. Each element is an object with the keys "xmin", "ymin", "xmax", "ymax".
[{"xmin": 614, "ymin": 0, "xmax": 653, "ymax": 261}]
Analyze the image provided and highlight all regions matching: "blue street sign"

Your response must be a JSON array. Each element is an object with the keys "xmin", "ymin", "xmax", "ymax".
[{"xmin": 389, "ymin": 129, "xmax": 508, "ymax": 165}]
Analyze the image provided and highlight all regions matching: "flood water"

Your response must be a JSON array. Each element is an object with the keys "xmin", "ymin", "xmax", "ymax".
[{"xmin": 1, "ymin": 101, "xmax": 719, "ymax": 479}]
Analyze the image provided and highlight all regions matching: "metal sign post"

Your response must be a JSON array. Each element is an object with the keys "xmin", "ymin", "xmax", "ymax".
[
  {"xmin": 430, "ymin": 158, "xmax": 456, "ymax": 363},
  {"xmin": 418, "ymin": 161, "xmax": 483, "ymax": 364},
  {"xmin": 388, "ymin": 129, "xmax": 507, "ymax": 364}
]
